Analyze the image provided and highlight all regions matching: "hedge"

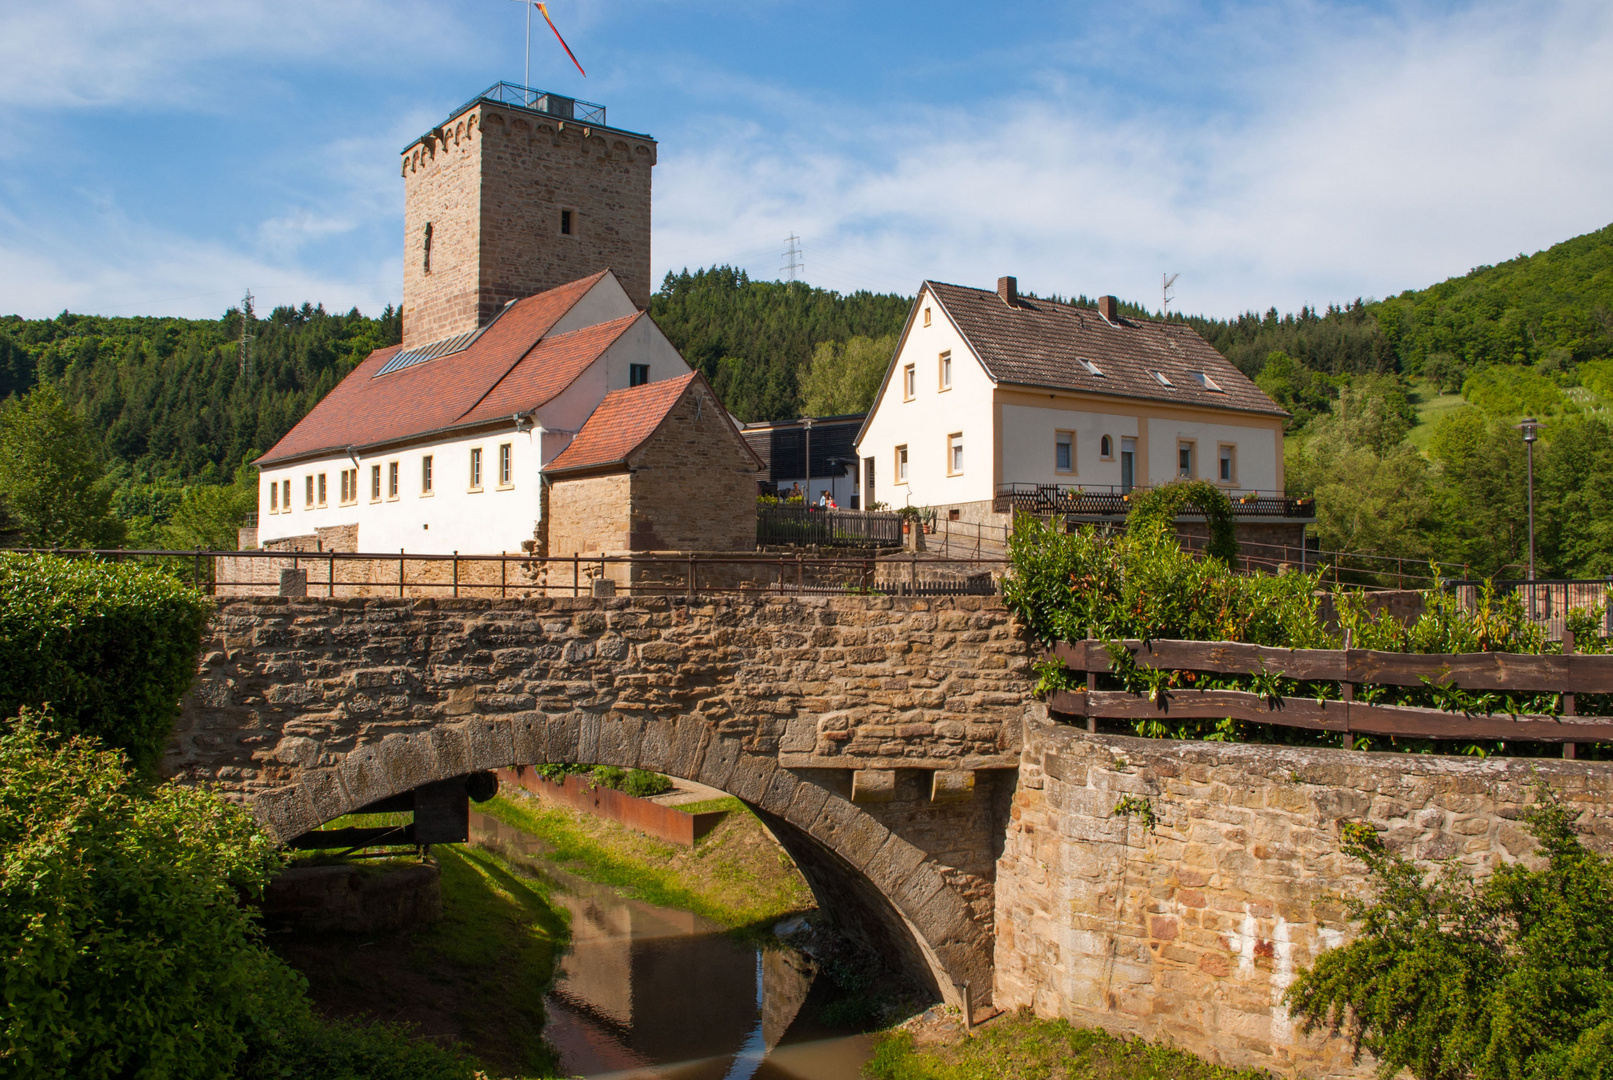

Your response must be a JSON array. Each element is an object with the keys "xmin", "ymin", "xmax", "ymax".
[{"xmin": 0, "ymin": 553, "xmax": 211, "ymax": 772}]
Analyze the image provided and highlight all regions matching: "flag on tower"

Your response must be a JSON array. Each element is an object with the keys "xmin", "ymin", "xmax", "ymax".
[{"xmin": 537, "ymin": 4, "xmax": 586, "ymax": 77}]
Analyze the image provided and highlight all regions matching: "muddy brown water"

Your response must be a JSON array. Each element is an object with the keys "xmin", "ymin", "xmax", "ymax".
[{"xmin": 469, "ymin": 811, "xmax": 877, "ymax": 1080}]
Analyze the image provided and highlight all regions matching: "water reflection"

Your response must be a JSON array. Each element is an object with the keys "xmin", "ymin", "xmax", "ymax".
[{"xmin": 469, "ymin": 811, "xmax": 875, "ymax": 1080}]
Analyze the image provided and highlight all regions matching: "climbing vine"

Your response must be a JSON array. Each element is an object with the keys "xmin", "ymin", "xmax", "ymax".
[{"xmin": 1125, "ymin": 480, "xmax": 1239, "ymax": 564}]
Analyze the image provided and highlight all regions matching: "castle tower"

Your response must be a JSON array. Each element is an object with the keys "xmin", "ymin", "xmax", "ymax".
[{"xmin": 399, "ymin": 84, "xmax": 657, "ymax": 348}]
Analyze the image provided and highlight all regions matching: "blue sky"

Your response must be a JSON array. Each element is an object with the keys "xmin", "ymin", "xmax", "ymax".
[{"xmin": 1, "ymin": 0, "xmax": 1610, "ymax": 321}]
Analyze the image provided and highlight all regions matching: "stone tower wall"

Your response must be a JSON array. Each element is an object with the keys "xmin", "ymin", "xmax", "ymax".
[{"xmin": 400, "ymin": 100, "xmax": 656, "ymax": 348}]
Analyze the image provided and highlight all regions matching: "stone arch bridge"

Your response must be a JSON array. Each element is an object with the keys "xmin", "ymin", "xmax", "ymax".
[{"xmin": 170, "ymin": 593, "xmax": 1032, "ymax": 1005}]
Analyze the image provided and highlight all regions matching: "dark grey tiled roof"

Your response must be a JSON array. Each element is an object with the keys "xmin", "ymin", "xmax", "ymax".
[{"xmin": 926, "ymin": 281, "xmax": 1287, "ymax": 418}]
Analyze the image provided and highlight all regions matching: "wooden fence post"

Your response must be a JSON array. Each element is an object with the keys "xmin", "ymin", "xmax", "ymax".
[
  {"xmin": 1564, "ymin": 628, "xmax": 1577, "ymax": 760},
  {"xmin": 1340, "ymin": 627, "xmax": 1356, "ymax": 750},
  {"xmin": 1085, "ymin": 628, "xmax": 1099, "ymax": 734}
]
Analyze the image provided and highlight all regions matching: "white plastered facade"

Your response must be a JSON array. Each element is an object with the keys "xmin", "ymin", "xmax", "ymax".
[
  {"xmin": 855, "ymin": 285, "xmax": 1285, "ymax": 511},
  {"xmin": 256, "ymin": 296, "xmax": 691, "ymax": 555}
]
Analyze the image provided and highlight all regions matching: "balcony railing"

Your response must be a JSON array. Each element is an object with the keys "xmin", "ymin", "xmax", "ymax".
[
  {"xmin": 993, "ymin": 483, "xmax": 1315, "ymax": 520},
  {"xmin": 470, "ymin": 82, "xmax": 606, "ymax": 126}
]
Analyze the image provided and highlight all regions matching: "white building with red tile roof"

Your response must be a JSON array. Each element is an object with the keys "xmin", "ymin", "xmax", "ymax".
[{"xmin": 254, "ymin": 269, "xmax": 694, "ymax": 555}]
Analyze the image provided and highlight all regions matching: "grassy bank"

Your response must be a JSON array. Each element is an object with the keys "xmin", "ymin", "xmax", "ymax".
[
  {"xmin": 480, "ymin": 791, "xmax": 814, "ymax": 930},
  {"xmin": 271, "ymin": 843, "xmax": 567, "ymax": 1079},
  {"xmin": 866, "ymin": 1012, "xmax": 1273, "ymax": 1080}
]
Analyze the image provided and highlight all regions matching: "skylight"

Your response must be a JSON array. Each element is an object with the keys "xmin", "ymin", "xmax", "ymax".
[
  {"xmin": 1079, "ymin": 358, "xmax": 1104, "ymax": 377},
  {"xmin": 1192, "ymin": 371, "xmax": 1224, "ymax": 392},
  {"xmin": 1151, "ymin": 370, "xmax": 1173, "ymax": 387}
]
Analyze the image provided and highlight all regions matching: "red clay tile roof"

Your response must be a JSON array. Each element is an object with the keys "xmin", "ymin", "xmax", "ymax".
[
  {"xmin": 926, "ymin": 281, "xmax": 1287, "ymax": 418},
  {"xmin": 460, "ymin": 313, "xmax": 641, "ymax": 425},
  {"xmin": 257, "ymin": 271, "xmax": 611, "ymax": 465},
  {"xmin": 546, "ymin": 372, "xmax": 699, "ymax": 474}
]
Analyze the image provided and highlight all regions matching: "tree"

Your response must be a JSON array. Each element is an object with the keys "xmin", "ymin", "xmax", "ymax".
[
  {"xmin": 798, "ymin": 333, "xmax": 896, "ymax": 416},
  {"xmin": 0, "ymin": 384, "xmax": 124, "ymax": 548},
  {"xmin": 1286, "ymin": 795, "xmax": 1613, "ymax": 1080},
  {"xmin": 164, "ymin": 462, "xmax": 260, "ymax": 550}
]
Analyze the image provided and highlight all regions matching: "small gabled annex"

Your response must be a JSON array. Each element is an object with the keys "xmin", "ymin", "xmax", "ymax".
[{"xmin": 544, "ymin": 371, "xmax": 765, "ymax": 558}]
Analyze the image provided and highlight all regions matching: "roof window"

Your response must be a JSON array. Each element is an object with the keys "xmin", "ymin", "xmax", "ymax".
[
  {"xmin": 1079, "ymin": 358, "xmax": 1104, "ymax": 377},
  {"xmin": 1151, "ymin": 370, "xmax": 1173, "ymax": 387},
  {"xmin": 1192, "ymin": 371, "xmax": 1224, "ymax": 392}
]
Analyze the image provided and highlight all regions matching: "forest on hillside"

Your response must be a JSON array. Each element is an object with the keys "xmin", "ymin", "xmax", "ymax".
[{"xmin": 1, "ymin": 223, "xmax": 1611, "ymax": 573}]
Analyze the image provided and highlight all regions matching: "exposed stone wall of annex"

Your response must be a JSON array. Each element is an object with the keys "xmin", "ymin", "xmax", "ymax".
[
  {"xmin": 995, "ymin": 711, "xmax": 1613, "ymax": 1078},
  {"xmin": 624, "ymin": 382, "xmax": 760, "ymax": 553},
  {"xmin": 547, "ymin": 472, "xmax": 634, "ymax": 557}
]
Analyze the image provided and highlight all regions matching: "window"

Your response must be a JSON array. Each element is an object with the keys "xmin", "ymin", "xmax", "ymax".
[
  {"xmin": 283, "ymin": 479, "xmax": 291, "ymax": 512},
  {"xmin": 903, "ymin": 364, "xmax": 916, "ymax": 401},
  {"xmin": 317, "ymin": 473, "xmax": 327, "ymax": 506},
  {"xmin": 339, "ymin": 468, "xmax": 355, "ymax": 504},
  {"xmin": 864, "ymin": 457, "xmax": 875, "ymax": 507},
  {"xmin": 421, "ymin": 455, "xmax": 434, "ymax": 495},
  {"xmin": 896, "ymin": 444, "xmax": 909, "ymax": 484},
  {"xmin": 923, "ymin": 306, "xmax": 931, "ymax": 327},
  {"xmin": 1099, "ymin": 434, "xmax": 1114, "ymax": 460},
  {"xmin": 305, "ymin": 476, "xmax": 314, "ymax": 507},
  {"xmin": 1218, "ymin": 444, "xmax": 1236, "ymax": 483},
  {"xmin": 499, "ymin": 443, "xmax": 512, "ymax": 486},
  {"xmin": 270, "ymin": 482, "xmax": 278, "ymax": 512},
  {"xmin": 1151, "ymin": 370, "xmax": 1173, "ymax": 387},
  {"xmin": 939, "ymin": 351, "xmax": 952, "ymax": 391},
  {"xmin": 371, "ymin": 465, "xmax": 382, "ymax": 501},
  {"xmin": 1055, "ymin": 430, "xmax": 1074, "ymax": 473},
  {"xmin": 1177, "ymin": 441, "xmax": 1196, "ymax": 479},
  {"xmin": 1193, "ymin": 371, "xmax": 1225, "ymax": 392},
  {"xmin": 388, "ymin": 461, "xmax": 399, "ymax": 499},
  {"xmin": 469, "ymin": 447, "xmax": 483, "ymax": 490},
  {"xmin": 948, "ymin": 432, "xmax": 964, "ymax": 476},
  {"xmin": 422, "ymin": 222, "xmax": 432, "ymax": 273},
  {"xmin": 559, "ymin": 208, "xmax": 574, "ymax": 236},
  {"xmin": 1079, "ymin": 358, "xmax": 1104, "ymax": 377},
  {"xmin": 629, "ymin": 363, "xmax": 649, "ymax": 387}
]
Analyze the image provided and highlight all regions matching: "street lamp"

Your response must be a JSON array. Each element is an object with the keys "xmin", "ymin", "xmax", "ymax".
[
  {"xmin": 801, "ymin": 416, "xmax": 814, "ymax": 504},
  {"xmin": 1514, "ymin": 417, "xmax": 1544, "ymax": 583}
]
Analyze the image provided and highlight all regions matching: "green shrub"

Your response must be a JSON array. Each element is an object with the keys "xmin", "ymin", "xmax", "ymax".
[
  {"xmin": 0, "ymin": 552, "xmax": 211, "ymax": 771},
  {"xmin": 1125, "ymin": 480, "xmax": 1239, "ymax": 564},
  {"xmin": 1285, "ymin": 793, "xmax": 1613, "ymax": 1079},
  {"xmin": 0, "ymin": 716, "xmax": 475, "ymax": 1080},
  {"xmin": 622, "ymin": 768, "xmax": 674, "ymax": 798}
]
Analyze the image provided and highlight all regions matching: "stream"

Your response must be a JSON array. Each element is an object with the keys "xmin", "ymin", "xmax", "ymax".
[{"xmin": 469, "ymin": 810, "xmax": 878, "ymax": 1080}]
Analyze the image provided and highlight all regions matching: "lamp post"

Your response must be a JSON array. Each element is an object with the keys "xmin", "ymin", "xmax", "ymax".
[
  {"xmin": 801, "ymin": 416, "xmax": 814, "ymax": 504},
  {"xmin": 1515, "ymin": 416, "xmax": 1544, "ymax": 620}
]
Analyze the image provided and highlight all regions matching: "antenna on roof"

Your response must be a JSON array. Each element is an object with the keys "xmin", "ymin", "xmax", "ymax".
[
  {"xmin": 1162, "ymin": 273, "xmax": 1179, "ymax": 320},
  {"xmin": 781, "ymin": 234, "xmax": 804, "ymax": 282}
]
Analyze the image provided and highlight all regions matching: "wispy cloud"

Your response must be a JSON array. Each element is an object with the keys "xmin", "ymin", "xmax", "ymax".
[{"xmin": 652, "ymin": 0, "xmax": 1613, "ymax": 315}]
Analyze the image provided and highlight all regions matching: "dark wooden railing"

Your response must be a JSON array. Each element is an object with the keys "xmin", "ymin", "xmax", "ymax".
[
  {"xmin": 756, "ymin": 504, "xmax": 903, "ymax": 548},
  {"xmin": 1047, "ymin": 635, "xmax": 1613, "ymax": 747}
]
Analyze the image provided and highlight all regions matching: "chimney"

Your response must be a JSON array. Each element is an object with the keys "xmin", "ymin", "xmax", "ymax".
[
  {"xmin": 1097, "ymin": 295, "xmax": 1119, "ymax": 322},
  {"xmin": 997, "ymin": 276, "xmax": 1018, "ymax": 308}
]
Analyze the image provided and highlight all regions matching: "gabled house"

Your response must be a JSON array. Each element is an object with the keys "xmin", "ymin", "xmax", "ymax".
[
  {"xmin": 254, "ymin": 269, "xmax": 695, "ymax": 555},
  {"xmin": 854, "ymin": 277, "xmax": 1293, "ymax": 528}
]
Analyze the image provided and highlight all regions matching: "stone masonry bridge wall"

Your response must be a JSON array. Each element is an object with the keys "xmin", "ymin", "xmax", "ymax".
[{"xmin": 169, "ymin": 594, "xmax": 1030, "ymax": 1006}]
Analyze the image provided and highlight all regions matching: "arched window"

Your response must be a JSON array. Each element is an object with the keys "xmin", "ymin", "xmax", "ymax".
[{"xmin": 1100, "ymin": 434, "xmax": 1113, "ymax": 459}]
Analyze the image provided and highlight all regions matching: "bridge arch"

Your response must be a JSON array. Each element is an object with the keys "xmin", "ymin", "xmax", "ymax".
[{"xmin": 251, "ymin": 713, "xmax": 993, "ymax": 1007}]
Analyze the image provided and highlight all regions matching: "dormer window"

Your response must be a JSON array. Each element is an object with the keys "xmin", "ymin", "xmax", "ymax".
[
  {"xmin": 1151, "ymin": 370, "xmax": 1173, "ymax": 387},
  {"xmin": 1079, "ymin": 358, "xmax": 1104, "ymax": 377},
  {"xmin": 1192, "ymin": 371, "xmax": 1224, "ymax": 392}
]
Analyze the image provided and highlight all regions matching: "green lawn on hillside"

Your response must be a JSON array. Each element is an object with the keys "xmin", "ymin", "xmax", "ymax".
[{"xmin": 1407, "ymin": 378, "xmax": 1468, "ymax": 453}]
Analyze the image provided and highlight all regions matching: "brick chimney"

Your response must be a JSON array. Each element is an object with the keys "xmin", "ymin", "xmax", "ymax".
[
  {"xmin": 1097, "ymin": 295, "xmax": 1119, "ymax": 322},
  {"xmin": 997, "ymin": 276, "xmax": 1018, "ymax": 308}
]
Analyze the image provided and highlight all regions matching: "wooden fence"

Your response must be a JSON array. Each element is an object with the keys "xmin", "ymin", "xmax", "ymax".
[
  {"xmin": 1048, "ymin": 634, "xmax": 1613, "ymax": 749},
  {"xmin": 756, "ymin": 504, "xmax": 904, "ymax": 548}
]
